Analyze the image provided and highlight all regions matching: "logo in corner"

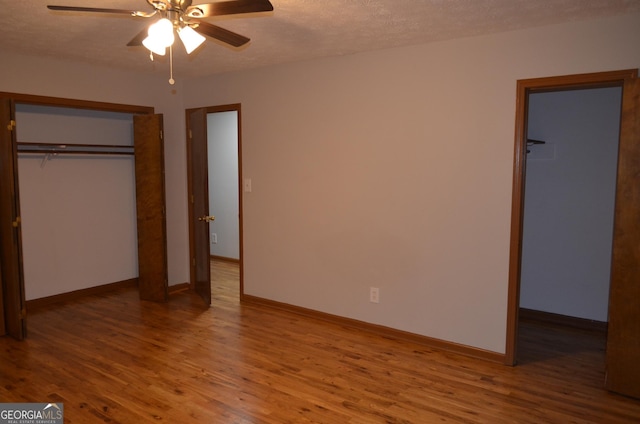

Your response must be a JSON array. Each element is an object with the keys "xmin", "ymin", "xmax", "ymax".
[{"xmin": 0, "ymin": 402, "xmax": 64, "ymax": 424}]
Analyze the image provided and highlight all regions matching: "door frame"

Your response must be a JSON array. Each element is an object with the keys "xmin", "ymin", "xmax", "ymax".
[
  {"xmin": 186, "ymin": 104, "xmax": 244, "ymax": 297},
  {"xmin": 505, "ymin": 69, "xmax": 638, "ymax": 365},
  {"xmin": 0, "ymin": 92, "xmax": 158, "ymax": 338}
]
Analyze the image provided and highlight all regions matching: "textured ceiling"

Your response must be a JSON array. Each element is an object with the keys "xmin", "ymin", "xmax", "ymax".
[{"xmin": 1, "ymin": 0, "xmax": 639, "ymax": 79}]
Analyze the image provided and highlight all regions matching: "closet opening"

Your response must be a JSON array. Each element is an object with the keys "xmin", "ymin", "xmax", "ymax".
[
  {"xmin": 16, "ymin": 104, "xmax": 139, "ymax": 306},
  {"xmin": 0, "ymin": 92, "xmax": 167, "ymax": 339}
]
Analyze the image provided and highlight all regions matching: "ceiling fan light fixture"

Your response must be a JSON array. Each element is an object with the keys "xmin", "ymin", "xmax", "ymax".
[
  {"xmin": 149, "ymin": 17, "xmax": 175, "ymax": 45},
  {"xmin": 178, "ymin": 26, "xmax": 206, "ymax": 54},
  {"xmin": 142, "ymin": 36, "xmax": 167, "ymax": 56},
  {"xmin": 46, "ymin": 0, "xmax": 275, "ymax": 82}
]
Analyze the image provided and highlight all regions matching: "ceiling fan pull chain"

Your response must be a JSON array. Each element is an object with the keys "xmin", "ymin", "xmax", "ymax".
[{"xmin": 169, "ymin": 44, "xmax": 175, "ymax": 85}]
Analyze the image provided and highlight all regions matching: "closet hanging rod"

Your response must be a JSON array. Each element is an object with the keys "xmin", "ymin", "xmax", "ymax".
[
  {"xmin": 18, "ymin": 149, "xmax": 134, "ymax": 156},
  {"xmin": 17, "ymin": 142, "xmax": 134, "ymax": 156},
  {"xmin": 526, "ymin": 139, "xmax": 546, "ymax": 154},
  {"xmin": 527, "ymin": 139, "xmax": 546, "ymax": 145}
]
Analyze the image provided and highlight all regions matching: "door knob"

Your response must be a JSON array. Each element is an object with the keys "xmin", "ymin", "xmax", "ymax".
[{"xmin": 198, "ymin": 215, "xmax": 215, "ymax": 222}]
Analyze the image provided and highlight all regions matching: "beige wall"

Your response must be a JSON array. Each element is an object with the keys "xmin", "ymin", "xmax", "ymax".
[
  {"xmin": 1, "ymin": 11, "xmax": 639, "ymax": 354},
  {"xmin": 183, "ymin": 13, "xmax": 640, "ymax": 354}
]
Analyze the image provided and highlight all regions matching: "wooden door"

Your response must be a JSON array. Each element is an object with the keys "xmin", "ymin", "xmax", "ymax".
[
  {"xmin": 187, "ymin": 108, "xmax": 211, "ymax": 305},
  {"xmin": 0, "ymin": 98, "xmax": 26, "ymax": 339},
  {"xmin": 134, "ymin": 114, "xmax": 168, "ymax": 302},
  {"xmin": 0, "ymin": 261, "xmax": 4, "ymax": 335},
  {"xmin": 605, "ymin": 77, "xmax": 640, "ymax": 398}
]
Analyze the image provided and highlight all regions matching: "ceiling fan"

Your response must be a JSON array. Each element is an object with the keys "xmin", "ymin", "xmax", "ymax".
[{"xmin": 47, "ymin": 0, "xmax": 274, "ymax": 54}]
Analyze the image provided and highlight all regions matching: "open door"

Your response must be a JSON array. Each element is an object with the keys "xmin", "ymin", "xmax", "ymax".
[
  {"xmin": 134, "ymin": 114, "xmax": 168, "ymax": 302},
  {"xmin": 605, "ymin": 77, "xmax": 640, "ymax": 398},
  {"xmin": 0, "ymin": 98, "xmax": 26, "ymax": 339},
  {"xmin": 187, "ymin": 108, "xmax": 212, "ymax": 305},
  {"xmin": 0, "ymin": 262, "xmax": 5, "ymax": 336}
]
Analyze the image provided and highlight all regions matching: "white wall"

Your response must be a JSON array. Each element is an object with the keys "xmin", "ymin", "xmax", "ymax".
[
  {"xmin": 520, "ymin": 88, "xmax": 621, "ymax": 322},
  {"xmin": 207, "ymin": 112, "xmax": 240, "ymax": 259},
  {"xmin": 207, "ymin": 111, "xmax": 240, "ymax": 259},
  {"xmin": 183, "ymin": 13, "xmax": 640, "ymax": 354}
]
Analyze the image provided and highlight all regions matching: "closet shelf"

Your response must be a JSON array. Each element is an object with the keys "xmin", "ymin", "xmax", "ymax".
[{"xmin": 17, "ymin": 142, "xmax": 134, "ymax": 156}]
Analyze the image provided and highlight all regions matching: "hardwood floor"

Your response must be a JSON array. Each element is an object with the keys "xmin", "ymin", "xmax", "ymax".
[{"xmin": 2, "ymin": 259, "xmax": 639, "ymax": 423}]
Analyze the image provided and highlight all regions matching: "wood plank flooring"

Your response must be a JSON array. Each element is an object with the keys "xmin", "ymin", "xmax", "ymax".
[{"xmin": 1, "ymin": 259, "xmax": 639, "ymax": 423}]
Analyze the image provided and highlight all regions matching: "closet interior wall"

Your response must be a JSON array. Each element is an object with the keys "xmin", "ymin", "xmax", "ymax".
[{"xmin": 15, "ymin": 104, "xmax": 138, "ymax": 301}]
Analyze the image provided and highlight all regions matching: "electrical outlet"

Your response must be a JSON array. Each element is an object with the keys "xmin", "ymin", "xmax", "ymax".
[
  {"xmin": 370, "ymin": 287, "xmax": 380, "ymax": 304},
  {"xmin": 211, "ymin": 233, "xmax": 217, "ymax": 244}
]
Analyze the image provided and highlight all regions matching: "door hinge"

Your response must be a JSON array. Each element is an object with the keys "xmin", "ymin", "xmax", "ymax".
[
  {"xmin": 7, "ymin": 119, "xmax": 16, "ymax": 131},
  {"xmin": 21, "ymin": 308, "xmax": 27, "ymax": 319},
  {"xmin": 188, "ymin": 129, "xmax": 193, "ymax": 139},
  {"xmin": 191, "ymin": 257, "xmax": 196, "ymax": 267},
  {"xmin": 160, "ymin": 130, "xmax": 164, "ymax": 140}
]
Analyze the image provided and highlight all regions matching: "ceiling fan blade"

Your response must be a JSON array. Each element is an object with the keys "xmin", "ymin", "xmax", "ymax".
[
  {"xmin": 186, "ymin": 0, "xmax": 273, "ymax": 18},
  {"xmin": 194, "ymin": 22, "xmax": 250, "ymax": 48},
  {"xmin": 127, "ymin": 28, "xmax": 149, "ymax": 47},
  {"xmin": 47, "ymin": 5, "xmax": 139, "ymax": 15}
]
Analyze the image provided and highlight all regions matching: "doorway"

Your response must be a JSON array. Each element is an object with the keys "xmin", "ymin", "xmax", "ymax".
[
  {"xmin": 1, "ymin": 92, "xmax": 167, "ymax": 339},
  {"xmin": 15, "ymin": 104, "xmax": 140, "ymax": 303},
  {"xmin": 519, "ymin": 87, "xmax": 621, "ymax": 324},
  {"xmin": 186, "ymin": 104, "xmax": 243, "ymax": 304},
  {"xmin": 505, "ymin": 69, "xmax": 640, "ymax": 398},
  {"xmin": 207, "ymin": 111, "xmax": 241, "ymax": 264}
]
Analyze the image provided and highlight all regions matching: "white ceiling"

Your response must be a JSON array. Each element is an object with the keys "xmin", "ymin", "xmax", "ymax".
[{"xmin": 2, "ymin": 0, "xmax": 639, "ymax": 79}]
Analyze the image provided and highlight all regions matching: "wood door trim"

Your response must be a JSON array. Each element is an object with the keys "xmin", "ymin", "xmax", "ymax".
[
  {"xmin": 185, "ymin": 104, "xmax": 243, "ymax": 297},
  {"xmin": 505, "ymin": 69, "xmax": 638, "ymax": 365},
  {"xmin": 0, "ymin": 92, "xmax": 154, "ymax": 114}
]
